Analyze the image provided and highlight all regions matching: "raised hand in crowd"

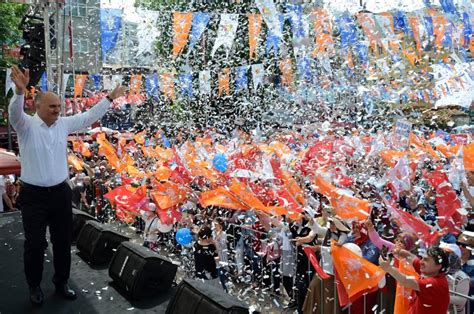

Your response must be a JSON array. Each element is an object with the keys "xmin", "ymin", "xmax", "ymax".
[{"xmin": 10, "ymin": 66, "xmax": 30, "ymax": 94}]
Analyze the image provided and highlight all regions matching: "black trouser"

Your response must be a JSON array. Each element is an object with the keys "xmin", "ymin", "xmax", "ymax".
[{"xmin": 19, "ymin": 182, "xmax": 72, "ymax": 287}]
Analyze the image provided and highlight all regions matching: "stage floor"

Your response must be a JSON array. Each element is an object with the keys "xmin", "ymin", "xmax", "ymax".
[{"xmin": 0, "ymin": 211, "xmax": 174, "ymax": 314}]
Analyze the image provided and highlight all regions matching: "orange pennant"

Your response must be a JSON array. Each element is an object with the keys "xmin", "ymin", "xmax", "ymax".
[
  {"xmin": 248, "ymin": 14, "xmax": 262, "ymax": 60},
  {"xmin": 312, "ymin": 8, "xmax": 334, "ymax": 56},
  {"xmin": 129, "ymin": 74, "xmax": 142, "ymax": 95},
  {"xmin": 172, "ymin": 12, "xmax": 193, "ymax": 57},
  {"xmin": 160, "ymin": 73, "xmax": 176, "ymax": 100},
  {"xmin": 279, "ymin": 59, "xmax": 295, "ymax": 91},
  {"xmin": 74, "ymin": 74, "xmax": 87, "ymax": 98},
  {"xmin": 218, "ymin": 68, "xmax": 231, "ymax": 97}
]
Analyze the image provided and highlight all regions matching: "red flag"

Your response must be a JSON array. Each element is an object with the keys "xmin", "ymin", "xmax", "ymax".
[{"xmin": 303, "ymin": 247, "xmax": 330, "ymax": 280}]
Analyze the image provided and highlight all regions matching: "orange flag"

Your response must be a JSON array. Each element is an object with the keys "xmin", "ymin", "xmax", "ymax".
[
  {"xmin": 74, "ymin": 74, "xmax": 87, "ymax": 98},
  {"xmin": 464, "ymin": 142, "xmax": 474, "ymax": 171},
  {"xmin": 394, "ymin": 258, "xmax": 419, "ymax": 314},
  {"xmin": 72, "ymin": 140, "xmax": 91, "ymax": 158},
  {"xmin": 357, "ymin": 13, "xmax": 381, "ymax": 51},
  {"xmin": 151, "ymin": 181, "xmax": 188, "ymax": 210},
  {"xmin": 313, "ymin": 176, "xmax": 370, "ymax": 220},
  {"xmin": 312, "ymin": 8, "xmax": 334, "ymax": 56},
  {"xmin": 229, "ymin": 180, "xmax": 267, "ymax": 211},
  {"xmin": 380, "ymin": 150, "xmax": 410, "ymax": 167},
  {"xmin": 155, "ymin": 166, "xmax": 172, "ymax": 181},
  {"xmin": 279, "ymin": 59, "xmax": 295, "ymax": 91},
  {"xmin": 68, "ymin": 154, "xmax": 83, "ymax": 171},
  {"xmin": 248, "ymin": 14, "xmax": 262, "ymax": 60},
  {"xmin": 218, "ymin": 68, "xmax": 231, "ymax": 97},
  {"xmin": 129, "ymin": 74, "xmax": 142, "ymax": 95},
  {"xmin": 331, "ymin": 242, "xmax": 385, "ymax": 302},
  {"xmin": 199, "ymin": 187, "xmax": 248, "ymax": 210},
  {"xmin": 134, "ymin": 131, "xmax": 146, "ymax": 145},
  {"xmin": 160, "ymin": 73, "xmax": 175, "ymax": 100},
  {"xmin": 172, "ymin": 12, "xmax": 192, "ymax": 57}
]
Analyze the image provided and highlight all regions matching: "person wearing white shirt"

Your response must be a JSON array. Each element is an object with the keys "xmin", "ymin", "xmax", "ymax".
[{"xmin": 8, "ymin": 66, "xmax": 126, "ymax": 306}]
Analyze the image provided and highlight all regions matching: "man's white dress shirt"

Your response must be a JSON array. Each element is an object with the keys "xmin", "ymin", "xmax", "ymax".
[{"xmin": 8, "ymin": 94, "xmax": 111, "ymax": 187}]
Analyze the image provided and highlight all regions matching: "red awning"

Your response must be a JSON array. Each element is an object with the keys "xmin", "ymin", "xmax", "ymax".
[{"xmin": 0, "ymin": 149, "xmax": 21, "ymax": 175}]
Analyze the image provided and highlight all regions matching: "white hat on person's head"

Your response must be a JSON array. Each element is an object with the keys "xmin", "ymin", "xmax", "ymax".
[
  {"xmin": 328, "ymin": 216, "xmax": 350, "ymax": 233},
  {"xmin": 439, "ymin": 242, "xmax": 462, "ymax": 258}
]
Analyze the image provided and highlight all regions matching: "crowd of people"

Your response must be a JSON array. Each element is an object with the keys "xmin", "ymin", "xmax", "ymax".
[{"xmin": 65, "ymin": 118, "xmax": 474, "ymax": 314}]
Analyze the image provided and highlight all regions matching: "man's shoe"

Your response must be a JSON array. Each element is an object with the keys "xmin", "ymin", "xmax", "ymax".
[
  {"xmin": 55, "ymin": 283, "xmax": 77, "ymax": 300},
  {"xmin": 29, "ymin": 286, "xmax": 44, "ymax": 305}
]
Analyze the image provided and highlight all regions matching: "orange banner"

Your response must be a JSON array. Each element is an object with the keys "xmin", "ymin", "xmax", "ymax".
[
  {"xmin": 151, "ymin": 181, "xmax": 188, "ymax": 210},
  {"xmin": 408, "ymin": 16, "xmax": 422, "ymax": 53},
  {"xmin": 68, "ymin": 154, "xmax": 83, "ymax": 171},
  {"xmin": 312, "ymin": 8, "xmax": 334, "ymax": 56},
  {"xmin": 172, "ymin": 12, "xmax": 192, "ymax": 57},
  {"xmin": 279, "ymin": 59, "xmax": 295, "ymax": 91},
  {"xmin": 129, "ymin": 74, "xmax": 142, "ymax": 95},
  {"xmin": 74, "ymin": 74, "xmax": 88, "ymax": 98},
  {"xmin": 218, "ymin": 68, "xmax": 231, "ymax": 97},
  {"xmin": 248, "ymin": 14, "xmax": 262, "ymax": 60},
  {"xmin": 464, "ymin": 142, "xmax": 474, "ymax": 171},
  {"xmin": 160, "ymin": 73, "xmax": 176, "ymax": 100}
]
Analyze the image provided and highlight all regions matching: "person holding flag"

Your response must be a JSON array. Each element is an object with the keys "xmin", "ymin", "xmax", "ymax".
[
  {"xmin": 379, "ymin": 246, "xmax": 450, "ymax": 314},
  {"xmin": 8, "ymin": 66, "xmax": 127, "ymax": 306}
]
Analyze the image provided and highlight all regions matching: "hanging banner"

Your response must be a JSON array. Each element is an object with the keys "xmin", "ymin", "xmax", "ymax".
[
  {"xmin": 40, "ymin": 72, "xmax": 48, "ymax": 91},
  {"xmin": 266, "ymin": 14, "xmax": 285, "ymax": 57},
  {"xmin": 188, "ymin": 12, "xmax": 211, "ymax": 51},
  {"xmin": 211, "ymin": 14, "xmax": 239, "ymax": 58},
  {"xmin": 130, "ymin": 74, "xmax": 142, "ymax": 95},
  {"xmin": 255, "ymin": 0, "xmax": 282, "ymax": 39},
  {"xmin": 62, "ymin": 73, "xmax": 71, "ymax": 96},
  {"xmin": 296, "ymin": 57, "xmax": 312, "ymax": 82},
  {"xmin": 251, "ymin": 63, "xmax": 264, "ymax": 90},
  {"xmin": 90, "ymin": 74, "xmax": 101, "ymax": 91},
  {"xmin": 146, "ymin": 73, "xmax": 159, "ymax": 98},
  {"xmin": 408, "ymin": 15, "xmax": 422, "ymax": 52},
  {"xmin": 100, "ymin": 8, "xmax": 123, "ymax": 61},
  {"xmin": 312, "ymin": 8, "xmax": 334, "ymax": 56},
  {"xmin": 393, "ymin": 11, "xmax": 410, "ymax": 35},
  {"xmin": 279, "ymin": 59, "xmax": 295, "ymax": 91},
  {"xmin": 135, "ymin": 9, "xmax": 160, "ymax": 58},
  {"xmin": 5, "ymin": 69, "xmax": 15, "ymax": 96},
  {"xmin": 285, "ymin": 3, "xmax": 307, "ymax": 56},
  {"xmin": 172, "ymin": 12, "xmax": 193, "ymax": 57},
  {"xmin": 248, "ymin": 13, "xmax": 262, "ymax": 60},
  {"xmin": 336, "ymin": 13, "xmax": 358, "ymax": 49},
  {"xmin": 234, "ymin": 66, "xmax": 248, "ymax": 93},
  {"xmin": 199, "ymin": 70, "xmax": 211, "ymax": 96},
  {"xmin": 74, "ymin": 74, "xmax": 87, "ymax": 98},
  {"xmin": 179, "ymin": 73, "xmax": 193, "ymax": 98},
  {"xmin": 160, "ymin": 73, "xmax": 176, "ymax": 101},
  {"xmin": 357, "ymin": 13, "xmax": 381, "ymax": 51},
  {"xmin": 218, "ymin": 68, "xmax": 231, "ymax": 97}
]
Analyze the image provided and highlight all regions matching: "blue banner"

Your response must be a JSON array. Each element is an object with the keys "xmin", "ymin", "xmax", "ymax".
[
  {"xmin": 393, "ymin": 11, "xmax": 410, "ymax": 35},
  {"xmin": 354, "ymin": 43, "xmax": 369, "ymax": 65},
  {"xmin": 91, "ymin": 74, "xmax": 102, "ymax": 91},
  {"xmin": 336, "ymin": 13, "xmax": 358, "ymax": 49},
  {"xmin": 146, "ymin": 73, "xmax": 159, "ymax": 98},
  {"xmin": 285, "ymin": 4, "xmax": 305, "ymax": 39},
  {"xmin": 40, "ymin": 72, "xmax": 48, "ymax": 91},
  {"xmin": 179, "ymin": 73, "xmax": 193, "ymax": 98},
  {"xmin": 234, "ymin": 66, "xmax": 248, "ymax": 93},
  {"xmin": 266, "ymin": 14, "xmax": 285, "ymax": 57},
  {"xmin": 439, "ymin": 0, "xmax": 458, "ymax": 16},
  {"xmin": 100, "ymin": 8, "xmax": 122, "ymax": 61},
  {"xmin": 188, "ymin": 12, "xmax": 211, "ymax": 50},
  {"xmin": 296, "ymin": 57, "xmax": 312, "ymax": 82},
  {"xmin": 463, "ymin": 13, "xmax": 472, "ymax": 48}
]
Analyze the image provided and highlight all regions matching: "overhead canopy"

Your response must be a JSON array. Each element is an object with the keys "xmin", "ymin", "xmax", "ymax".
[{"xmin": 0, "ymin": 149, "xmax": 21, "ymax": 175}]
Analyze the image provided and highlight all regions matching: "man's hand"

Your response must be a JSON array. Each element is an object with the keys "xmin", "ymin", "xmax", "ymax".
[
  {"xmin": 11, "ymin": 66, "xmax": 30, "ymax": 94},
  {"xmin": 379, "ymin": 256, "xmax": 391, "ymax": 270},
  {"xmin": 108, "ymin": 84, "xmax": 128, "ymax": 100}
]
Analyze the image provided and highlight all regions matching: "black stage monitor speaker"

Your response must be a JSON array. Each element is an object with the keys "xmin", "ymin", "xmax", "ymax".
[
  {"xmin": 109, "ymin": 241, "xmax": 178, "ymax": 300},
  {"xmin": 72, "ymin": 208, "xmax": 98, "ymax": 242},
  {"xmin": 76, "ymin": 220, "xmax": 129, "ymax": 265},
  {"xmin": 166, "ymin": 279, "xmax": 248, "ymax": 314}
]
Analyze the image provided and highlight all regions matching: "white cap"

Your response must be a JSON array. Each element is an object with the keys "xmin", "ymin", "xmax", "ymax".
[{"xmin": 439, "ymin": 242, "xmax": 462, "ymax": 258}]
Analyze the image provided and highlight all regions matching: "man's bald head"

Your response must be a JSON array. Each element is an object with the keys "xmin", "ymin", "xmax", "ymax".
[{"xmin": 35, "ymin": 91, "xmax": 61, "ymax": 127}]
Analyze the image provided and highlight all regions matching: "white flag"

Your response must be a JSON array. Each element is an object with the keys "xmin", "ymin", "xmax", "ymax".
[
  {"xmin": 5, "ymin": 69, "xmax": 16, "ymax": 96},
  {"xmin": 255, "ymin": 0, "xmax": 282, "ymax": 39},
  {"xmin": 199, "ymin": 70, "xmax": 211, "ymax": 95},
  {"xmin": 135, "ymin": 9, "xmax": 160, "ymax": 58},
  {"xmin": 62, "ymin": 73, "xmax": 71, "ymax": 96},
  {"xmin": 251, "ymin": 64, "xmax": 264, "ymax": 90},
  {"xmin": 211, "ymin": 14, "xmax": 239, "ymax": 58}
]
